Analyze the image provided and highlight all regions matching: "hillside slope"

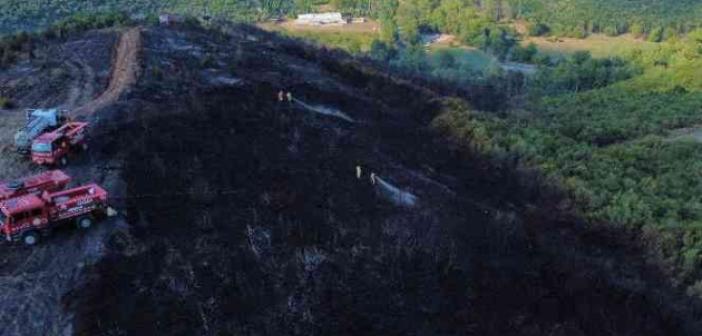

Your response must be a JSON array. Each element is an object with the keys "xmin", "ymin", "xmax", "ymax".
[
  {"xmin": 63, "ymin": 24, "xmax": 702, "ymax": 334},
  {"xmin": 0, "ymin": 23, "xmax": 701, "ymax": 335}
]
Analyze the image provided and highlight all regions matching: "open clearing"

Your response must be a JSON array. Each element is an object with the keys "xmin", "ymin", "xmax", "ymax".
[
  {"xmin": 668, "ymin": 126, "xmax": 702, "ymax": 143},
  {"xmin": 428, "ymin": 46, "xmax": 498, "ymax": 71},
  {"xmin": 522, "ymin": 33, "xmax": 659, "ymax": 58}
]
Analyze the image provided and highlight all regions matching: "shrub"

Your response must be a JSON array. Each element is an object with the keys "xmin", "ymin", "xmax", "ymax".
[
  {"xmin": 49, "ymin": 12, "xmax": 131, "ymax": 39},
  {"xmin": 370, "ymin": 39, "xmax": 395, "ymax": 62},
  {"xmin": 511, "ymin": 43, "xmax": 538, "ymax": 63},
  {"xmin": 200, "ymin": 54, "xmax": 216, "ymax": 68},
  {"xmin": 630, "ymin": 23, "xmax": 645, "ymax": 38},
  {"xmin": 648, "ymin": 27, "xmax": 664, "ymax": 42},
  {"xmin": 687, "ymin": 280, "xmax": 702, "ymax": 298},
  {"xmin": 603, "ymin": 26, "xmax": 619, "ymax": 37},
  {"xmin": 0, "ymin": 96, "xmax": 14, "ymax": 109},
  {"xmin": 150, "ymin": 65, "xmax": 163, "ymax": 80},
  {"xmin": 528, "ymin": 23, "xmax": 550, "ymax": 37},
  {"xmin": 435, "ymin": 49, "xmax": 457, "ymax": 68}
]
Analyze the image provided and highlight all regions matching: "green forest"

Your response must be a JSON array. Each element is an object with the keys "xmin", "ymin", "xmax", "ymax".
[
  {"xmin": 429, "ymin": 35, "xmax": 702, "ymax": 294},
  {"xmin": 4, "ymin": 0, "xmax": 702, "ymax": 40}
]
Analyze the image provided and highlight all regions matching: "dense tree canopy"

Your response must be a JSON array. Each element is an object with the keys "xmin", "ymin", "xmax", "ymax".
[
  {"xmin": 430, "ymin": 32, "xmax": 702, "ymax": 294},
  {"xmin": 4, "ymin": 0, "xmax": 702, "ymax": 40}
]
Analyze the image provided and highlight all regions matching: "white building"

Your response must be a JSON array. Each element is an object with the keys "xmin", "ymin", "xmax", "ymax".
[
  {"xmin": 295, "ymin": 12, "xmax": 347, "ymax": 26},
  {"xmin": 159, "ymin": 14, "xmax": 184, "ymax": 26}
]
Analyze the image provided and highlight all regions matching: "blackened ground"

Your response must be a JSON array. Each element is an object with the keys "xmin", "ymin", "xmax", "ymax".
[{"xmin": 68, "ymin": 25, "xmax": 701, "ymax": 335}]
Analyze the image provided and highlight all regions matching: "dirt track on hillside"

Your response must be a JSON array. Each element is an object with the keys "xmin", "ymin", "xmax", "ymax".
[{"xmin": 72, "ymin": 28, "xmax": 141, "ymax": 117}]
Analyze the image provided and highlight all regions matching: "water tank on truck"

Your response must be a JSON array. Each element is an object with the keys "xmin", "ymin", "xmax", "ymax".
[
  {"xmin": 14, "ymin": 108, "xmax": 66, "ymax": 153},
  {"xmin": 0, "ymin": 170, "xmax": 71, "ymax": 202}
]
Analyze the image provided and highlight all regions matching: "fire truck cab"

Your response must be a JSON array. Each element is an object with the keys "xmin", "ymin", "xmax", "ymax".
[
  {"xmin": 31, "ymin": 122, "xmax": 88, "ymax": 166},
  {"xmin": 0, "ymin": 195, "xmax": 50, "ymax": 245}
]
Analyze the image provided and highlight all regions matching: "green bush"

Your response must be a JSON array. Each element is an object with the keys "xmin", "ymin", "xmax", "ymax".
[
  {"xmin": 528, "ymin": 23, "xmax": 551, "ymax": 37},
  {"xmin": 603, "ymin": 26, "xmax": 620, "ymax": 37},
  {"xmin": 511, "ymin": 43, "xmax": 538, "ymax": 63}
]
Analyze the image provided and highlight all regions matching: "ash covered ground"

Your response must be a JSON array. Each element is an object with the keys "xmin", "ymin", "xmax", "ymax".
[{"xmin": 0, "ymin": 24, "xmax": 701, "ymax": 335}]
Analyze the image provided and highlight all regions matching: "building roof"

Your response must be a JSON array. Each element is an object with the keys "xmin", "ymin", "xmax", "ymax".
[{"xmin": 295, "ymin": 12, "xmax": 346, "ymax": 25}]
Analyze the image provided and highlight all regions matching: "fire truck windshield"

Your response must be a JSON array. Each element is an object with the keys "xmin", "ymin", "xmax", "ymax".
[{"xmin": 31, "ymin": 142, "xmax": 51, "ymax": 153}]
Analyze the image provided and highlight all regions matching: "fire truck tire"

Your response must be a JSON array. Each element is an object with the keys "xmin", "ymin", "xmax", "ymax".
[
  {"xmin": 22, "ymin": 231, "xmax": 39, "ymax": 246},
  {"xmin": 77, "ymin": 216, "xmax": 93, "ymax": 229}
]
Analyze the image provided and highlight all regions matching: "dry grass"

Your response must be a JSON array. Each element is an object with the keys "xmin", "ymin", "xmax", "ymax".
[{"xmin": 522, "ymin": 33, "xmax": 658, "ymax": 58}]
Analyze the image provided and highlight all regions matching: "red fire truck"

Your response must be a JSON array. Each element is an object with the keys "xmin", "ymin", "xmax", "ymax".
[
  {"xmin": 0, "ymin": 170, "xmax": 71, "ymax": 202},
  {"xmin": 0, "ymin": 183, "xmax": 108, "ymax": 245},
  {"xmin": 31, "ymin": 121, "xmax": 88, "ymax": 166}
]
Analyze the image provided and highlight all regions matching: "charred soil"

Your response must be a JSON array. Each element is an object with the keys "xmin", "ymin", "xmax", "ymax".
[
  {"xmin": 0, "ymin": 23, "xmax": 700, "ymax": 335},
  {"xmin": 65, "ymin": 25, "xmax": 702, "ymax": 335}
]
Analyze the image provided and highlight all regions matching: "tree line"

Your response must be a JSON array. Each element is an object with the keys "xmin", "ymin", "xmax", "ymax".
[{"xmin": 5, "ymin": 0, "xmax": 702, "ymax": 43}]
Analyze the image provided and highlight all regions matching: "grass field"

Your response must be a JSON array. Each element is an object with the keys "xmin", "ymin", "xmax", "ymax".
[
  {"xmin": 259, "ymin": 21, "xmax": 379, "ymax": 54},
  {"xmin": 428, "ymin": 46, "xmax": 498, "ymax": 71},
  {"xmin": 522, "ymin": 34, "xmax": 659, "ymax": 58}
]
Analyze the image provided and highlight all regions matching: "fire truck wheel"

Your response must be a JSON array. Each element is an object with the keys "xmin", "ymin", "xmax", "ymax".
[
  {"xmin": 22, "ymin": 231, "xmax": 39, "ymax": 246},
  {"xmin": 77, "ymin": 216, "xmax": 93, "ymax": 229}
]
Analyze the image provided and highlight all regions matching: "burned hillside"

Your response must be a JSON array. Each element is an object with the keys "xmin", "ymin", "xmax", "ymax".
[
  {"xmin": 63, "ymin": 25, "xmax": 702, "ymax": 335},
  {"xmin": 0, "ymin": 23, "xmax": 700, "ymax": 335}
]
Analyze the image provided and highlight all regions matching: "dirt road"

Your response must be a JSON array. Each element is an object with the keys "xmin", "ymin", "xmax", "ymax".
[{"xmin": 72, "ymin": 28, "xmax": 141, "ymax": 117}]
